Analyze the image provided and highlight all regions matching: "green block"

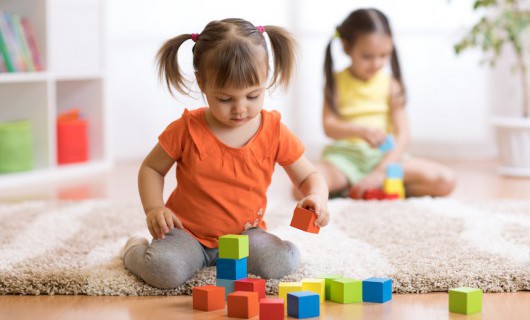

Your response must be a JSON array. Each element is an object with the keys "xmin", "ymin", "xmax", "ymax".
[
  {"xmin": 0, "ymin": 120, "xmax": 33, "ymax": 173},
  {"xmin": 330, "ymin": 278, "xmax": 362, "ymax": 304},
  {"xmin": 218, "ymin": 234, "xmax": 248, "ymax": 259},
  {"xmin": 316, "ymin": 274, "xmax": 342, "ymax": 300},
  {"xmin": 449, "ymin": 287, "xmax": 483, "ymax": 315}
]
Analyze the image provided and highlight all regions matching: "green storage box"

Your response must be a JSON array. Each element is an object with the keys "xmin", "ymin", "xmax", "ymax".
[{"xmin": 0, "ymin": 120, "xmax": 34, "ymax": 173}]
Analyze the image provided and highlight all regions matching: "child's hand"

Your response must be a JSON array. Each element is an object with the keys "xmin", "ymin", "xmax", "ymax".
[
  {"xmin": 349, "ymin": 170, "xmax": 385, "ymax": 199},
  {"xmin": 146, "ymin": 207, "xmax": 183, "ymax": 240},
  {"xmin": 297, "ymin": 194, "xmax": 330, "ymax": 228},
  {"xmin": 360, "ymin": 127, "xmax": 387, "ymax": 148}
]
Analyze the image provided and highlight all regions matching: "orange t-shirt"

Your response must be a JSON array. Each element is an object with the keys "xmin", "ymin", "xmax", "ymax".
[{"xmin": 158, "ymin": 107, "xmax": 305, "ymax": 248}]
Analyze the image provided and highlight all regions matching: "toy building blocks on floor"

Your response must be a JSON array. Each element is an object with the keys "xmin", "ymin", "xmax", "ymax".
[
  {"xmin": 259, "ymin": 298, "xmax": 284, "ymax": 320},
  {"xmin": 227, "ymin": 291, "xmax": 259, "ymax": 318},
  {"xmin": 316, "ymin": 274, "xmax": 342, "ymax": 300},
  {"xmin": 362, "ymin": 277, "xmax": 392, "ymax": 303},
  {"xmin": 234, "ymin": 278, "xmax": 266, "ymax": 300},
  {"xmin": 287, "ymin": 291, "xmax": 320, "ymax": 319},
  {"xmin": 384, "ymin": 163, "xmax": 405, "ymax": 200},
  {"xmin": 192, "ymin": 285, "xmax": 225, "ymax": 311},
  {"xmin": 449, "ymin": 287, "xmax": 483, "ymax": 315},
  {"xmin": 362, "ymin": 189, "xmax": 385, "ymax": 200},
  {"xmin": 278, "ymin": 282, "xmax": 302, "ymax": 308},
  {"xmin": 290, "ymin": 207, "xmax": 320, "ymax": 234},
  {"xmin": 301, "ymin": 278, "xmax": 326, "ymax": 303},
  {"xmin": 330, "ymin": 278, "xmax": 363, "ymax": 304},
  {"xmin": 219, "ymin": 234, "xmax": 249, "ymax": 259},
  {"xmin": 386, "ymin": 163, "xmax": 404, "ymax": 179},
  {"xmin": 216, "ymin": 257, "xmax": 248, "ymax": 280},
  {"xmin": 216, "ymin": 278, "xmax": 235, "ymax": 299}
]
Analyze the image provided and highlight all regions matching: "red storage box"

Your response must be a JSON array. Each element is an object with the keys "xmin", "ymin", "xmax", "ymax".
[{"xmin": 57, "ymin": 111, "xmax": 89, "ymax": 165}]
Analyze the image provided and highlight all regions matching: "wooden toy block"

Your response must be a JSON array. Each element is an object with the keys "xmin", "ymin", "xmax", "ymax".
[
  {"xmin": 449, "ymin": 287, "xmax": 483, "ymax": 315},
  {"xmin": 384, "ymin": 178, "xmax": 405, "ymax": 199},
  {"xmin": 386, "ymin": 163, "xmax": 403, "ymax": 179},
  {"xmin": 259, "ymin": 298, "xmax": 284, "ymax": 320},
  {"xmin": 192, "ymin": 285, "xmax": 225, "ymax": 311},
  {"xmin": 287, "ymin": 291, "xmax": 320, "ymax": 319},
  {"xmin": 362, "ymin": 278, "xmax": 392, "ymax": 303},
  {"xmin": 330, "ymin": 278, "xmax": 362, "ymax": 303},
  {"xmin": 379, "ymin": 134, "xmax": 395, "ymax": 152},
  {"xmin": 227, "ymin": 291, "xmax": 259, "ymax": 318},
  {"xmin": 301, "ymin": 278, "xmax": 325, "ymax": 303},
  {"xmin": 384, "ymin": 193, "xmax": 400, "ymax": 200},
  {"xmin": 216, "ymin": 257, "xmax": 247, "ymax": 280},
  {"xmin": 234, "ymin": 278, "xmax": 266, "ymax": 300},
  {"xmin": 362, "ymin": 189, "xmax": 385, "ymax": 200},
  {"xmin": 278, "ymin": 282, "xmax": 302, "ymax": 309},
  {"xmin": 290, "ymin": 207, "xmax": 320, "ymax": 234},
  {"xmin": 216, "ymin": 278, "xmax": 235, "ymax": 299},
  {"xmin": 219, "ymin": 234, "xmax": 249, "ymax": 259},
  {"xmin": 316, "ymin": 274, "xmax": 342, "ymax": 300}
]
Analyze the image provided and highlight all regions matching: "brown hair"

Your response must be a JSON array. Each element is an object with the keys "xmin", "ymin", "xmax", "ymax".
[
  {"xmin": 324, "ymin": 8, "xmax": 405, "ymax": 114},
  {"xmin": 157, "ymin": 18, "xmax": 297, "ymax": 97}
]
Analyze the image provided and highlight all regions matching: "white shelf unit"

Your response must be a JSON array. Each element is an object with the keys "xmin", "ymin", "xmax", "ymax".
[{"xmin": 0, "ymin": 0, "xmax": 110, "ymax": 190}]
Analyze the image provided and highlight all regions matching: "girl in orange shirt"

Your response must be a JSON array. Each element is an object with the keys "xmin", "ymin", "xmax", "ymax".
[{"xmin": 121, "ymin": 18, "xmax": 330, "ymax": 289}]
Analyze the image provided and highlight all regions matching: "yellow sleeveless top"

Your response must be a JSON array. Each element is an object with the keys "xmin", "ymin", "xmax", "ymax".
[{"xmin": 335, "ymin": 68, "xmax": 391, "ymax": 143}]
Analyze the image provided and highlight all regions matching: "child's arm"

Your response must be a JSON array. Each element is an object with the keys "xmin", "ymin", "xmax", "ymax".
[
  {"xmin": 283, "ymin": 156, "xmax": 330, "ymax": 227},
  {"xmin": 138, "ymin": 143, "xmax": 183, "ymax": 239},
  {"xmin": 322, "ymin": 93, "xmax": 387, "ymax": 146}
]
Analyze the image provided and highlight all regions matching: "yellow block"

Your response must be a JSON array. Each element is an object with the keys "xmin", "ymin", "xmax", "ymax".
[
  {"xmin": 384, "ymin": 178, "xmax": 405, "ymax": 199},
  {"xmin": 302, "ymin": 278, "xmax": 326, "ymax": 303},
  {"xmin": 278, "ymin": 282, "xmax": 302, "ymax": 308}
]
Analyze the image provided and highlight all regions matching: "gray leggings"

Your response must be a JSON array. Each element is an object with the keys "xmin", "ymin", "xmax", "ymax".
[{"xmin": 123, "ymin": 227, "xmax": 300, "ymax": 289}]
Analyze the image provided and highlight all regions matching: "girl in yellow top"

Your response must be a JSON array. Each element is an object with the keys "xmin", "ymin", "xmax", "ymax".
[{"xmin": 320, "ymin": 8, "xmax": 455, "ymax": 198}]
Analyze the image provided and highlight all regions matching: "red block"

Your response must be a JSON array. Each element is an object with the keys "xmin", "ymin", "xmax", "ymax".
[
  {"xmin": 192, "ymin": 285, "xmax": 225, "ymax": 311},
  {"xmin": 235, "ymin": 278, "xmax": 266, "ymax": 300},
  {"xmin": 384, "ymin": 193, "xmax": 399, "ymax": 200},
  {"xmin": 227, "ymin": 291, "xmax": 259, "ymax": 318},
  {"xmin": 290, "ymin": 207, "xmax": 320, "ymax": 234},
  {"xmin": 363, "ymin": 189, "xmax": 385, "ymax": 200},
  {"xmin": 260, "ymin": 298, "xmax": 284, "ymax": 320},
  {"xmin": 57, "ymin": 117, "xmax": 88, "ymax": 165}
]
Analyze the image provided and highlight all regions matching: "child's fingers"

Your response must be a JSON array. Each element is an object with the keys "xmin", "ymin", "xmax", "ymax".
[
  {"xmin": 173, "ymin": 215, "xmax": 184, "ymax": 229},
  {"xmin": 318, "ymin": 212, "xmax": 330, "ymax": 227},
  {"xmin": 147, "ymin": 220, "xmax": 157, "ymax": 239},
  {"xmin": 164, "ymin": 211, "xmax": 174, "ymax": 230},
  {"xmin": 156, "ymin": 213, "xmax": 169, "ymax": 235}
]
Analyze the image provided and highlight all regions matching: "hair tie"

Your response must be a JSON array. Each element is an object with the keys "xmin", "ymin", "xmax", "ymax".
[
  {"xmin": 256, "ymin": 26, "xmax": 265, "ymax": 33},
  {"xmin": 191, "ymin": 33, "xmax": 200, "ymax": 42},
  {"xmin": 334, "ymin": 29, "xmax": 340, "ymax": 39}
]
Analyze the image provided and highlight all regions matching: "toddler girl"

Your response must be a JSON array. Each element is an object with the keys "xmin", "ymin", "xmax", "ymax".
[
  {"xmin": 319, "ymin": 8, "xmax": 456, "ymax": 198},
  {"xmin": 121, "ymin": 18, "xmax": 329, "ymax": 289}
]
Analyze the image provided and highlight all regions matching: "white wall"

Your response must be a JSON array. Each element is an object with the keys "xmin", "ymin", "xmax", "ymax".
[{"xmin": 106, "ymin": 0, "xmax": 505, "ymax": 162}]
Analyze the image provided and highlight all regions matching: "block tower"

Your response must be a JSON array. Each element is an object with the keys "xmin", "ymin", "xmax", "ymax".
[
  {"xmin": 216, "ymin": 234, "xmax": 249, "ymax": 299},
  {"xmin": 384, "ymin": 163, "xmax": 405, "ymax": 200}
]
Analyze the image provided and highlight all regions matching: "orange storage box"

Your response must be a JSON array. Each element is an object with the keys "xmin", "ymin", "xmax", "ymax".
[{"xmin": 57, "ymin": 110, "xmax": 89, "ymax": 164}]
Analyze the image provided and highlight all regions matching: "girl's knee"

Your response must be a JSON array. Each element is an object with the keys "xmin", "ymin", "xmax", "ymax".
[{"xmin": 424, "ymin": 167, "xmax": 456, "ymax": 196}]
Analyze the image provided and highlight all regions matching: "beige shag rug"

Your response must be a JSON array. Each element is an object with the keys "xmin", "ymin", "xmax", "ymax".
[{"xmin": 0, "ymin": 198, "xmax": 529, "ymax": 296}]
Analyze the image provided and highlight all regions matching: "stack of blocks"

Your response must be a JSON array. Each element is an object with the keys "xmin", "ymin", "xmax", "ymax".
[
  {"xmin": 384, "ymin": 163, "xmax": 405, "ymax": 200},
  {"xmin": 449, "ymin": 287, "xmax": 483, "ymax": 315},
  {"xmin": 215, "ymin": 234, "xmax": 249, "ymax": 299}
]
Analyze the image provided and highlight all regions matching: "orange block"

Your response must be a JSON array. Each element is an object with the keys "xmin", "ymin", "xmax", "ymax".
[
  {"xmin": 192, "ymin": 285, "xmax": 225, "ymax": 311},
  {"xmin": 290, "ymin": 207, "xmax": 320, "ymax": 234},
  {"xmin": 235, "ymin": 278, "xmax": 266, "ymax": 300},
  {"xmin": 384, "ymin": 193, "xmax": 399, "ymax": 200},
  {"xmin": 227, "ymin": 291, "xmax": 259, "ymax": 318}
]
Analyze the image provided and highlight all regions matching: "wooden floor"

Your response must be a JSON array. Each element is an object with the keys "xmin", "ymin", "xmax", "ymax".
[{"xmin": 1, "ymin": 159, "xmax": 529, "ymax": 320}]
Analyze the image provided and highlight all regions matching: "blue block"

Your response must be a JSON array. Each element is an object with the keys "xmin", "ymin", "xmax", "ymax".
[
  {"xmin": 379, "ymin": 135, "xmax": 395, "ymax": 152},
  {"xmin": 216, "ymin": 278, "xmax": 235, "ymax": 299},
  {"xmin": 287, "ymin": 291, "xmax": 320, "ymax": 319},
  {"xmin": 362, "ymin": 278, "xmax": 392, "ymax": 303},
  {"xmin": 386, "ymin": 163, "xmax": 403, "ymax": 179},
  {"xmin": 216, "ymin": 257, "xmax": 247, "ymax": 280}
]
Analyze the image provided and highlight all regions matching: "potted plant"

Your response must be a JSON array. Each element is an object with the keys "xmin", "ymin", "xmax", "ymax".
[{"xmin": 454, "ymin": 0, "xmax": 530, "ymax": 176}]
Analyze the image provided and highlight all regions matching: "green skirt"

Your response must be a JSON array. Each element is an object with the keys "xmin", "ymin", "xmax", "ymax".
[{"xmin": 322, "ymin": 141, "xmax": 384, "ymax": 185}]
